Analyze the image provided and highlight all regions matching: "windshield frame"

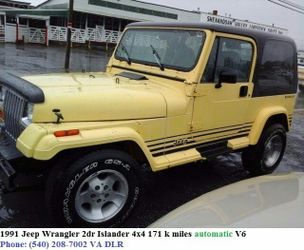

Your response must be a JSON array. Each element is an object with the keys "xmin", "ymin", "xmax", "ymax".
[{"xmin": 114, "ymin": 28, "xmax": 206, "ymax": 72}]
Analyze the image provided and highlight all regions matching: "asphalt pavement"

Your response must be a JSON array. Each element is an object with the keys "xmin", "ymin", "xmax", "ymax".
[
  {"xmin": 0, "ymin": 43, "xmax": 109, "ymax": 75},
  {"xmin": 0, "ymin": 43, "xmax": 303, "ymax": 228}
]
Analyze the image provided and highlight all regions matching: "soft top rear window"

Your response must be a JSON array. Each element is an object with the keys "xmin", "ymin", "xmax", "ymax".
[{"xmin": 253, "ymin": 39, "xmax": 297, "ymax": 96}]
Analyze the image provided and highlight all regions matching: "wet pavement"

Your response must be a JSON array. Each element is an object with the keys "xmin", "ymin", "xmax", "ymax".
[
  {"xmin": 296, "ymin": 91, "xmax": 304, "ymax": 109},
  {"xmin": 0, "ymin": 44, "xmax": 303, "ymax": 228},
  {"xmin": 0, "ymin": 43, "xmax": 109, "ymax": 75}
]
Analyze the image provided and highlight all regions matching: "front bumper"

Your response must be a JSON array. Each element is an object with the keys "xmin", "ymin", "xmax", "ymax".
[
  {"xmin": 0, "ymin": 131, "xmax": 22, "ymax": 190},
  {"xmin": 0, "ymin": 153, "xmax": 16, "ymax": 190}
]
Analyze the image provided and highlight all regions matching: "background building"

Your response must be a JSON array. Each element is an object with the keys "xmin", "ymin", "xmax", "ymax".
[
  {"xmin": 0, "ymin": 1, "xmax": 290, "ymax": 47},
  {"xmin": 0, "ymin": 0, "xmax": 201, "ymax": 45},
  {"xmin": 0, "ymin": 0, "xmax": 32, "ymax": 42}
]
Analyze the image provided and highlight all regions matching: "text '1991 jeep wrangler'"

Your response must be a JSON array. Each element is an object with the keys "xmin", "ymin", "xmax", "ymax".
[{"xmin": 0, "ymin": 22, "xmax": 298, "ymax": 227}]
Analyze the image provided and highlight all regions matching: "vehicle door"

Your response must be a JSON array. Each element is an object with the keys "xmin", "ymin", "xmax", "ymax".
[{"xmin": 191, "ymin": 33, "xmax": 256, "ymax": 142}]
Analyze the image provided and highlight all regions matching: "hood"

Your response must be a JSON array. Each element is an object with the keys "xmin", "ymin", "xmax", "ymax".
[
  {"xmin": 22, "ymin": 72, "xmax": 172, "ymax": 123},
  {"xmin": 150, "ymin": 172, "xmax": 304, "ymax": 228}
]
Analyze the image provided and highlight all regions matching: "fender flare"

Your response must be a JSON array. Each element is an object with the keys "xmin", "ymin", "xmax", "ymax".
[
  {"xmin": 17, "ymin": 125, "xmax": 157, "ymax": 168},
  {"xmin": 248, "ymin": 106, "xmax": 289, "ymax": 145}
]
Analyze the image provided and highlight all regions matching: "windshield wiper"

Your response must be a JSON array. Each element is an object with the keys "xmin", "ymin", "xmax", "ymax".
[
  {"xmin": 120, "ymin": 44, "xmax": 132, "ymax": 65},
  {"xmin": 150, "ymin": 44, "xmax": 164, "ymax": 71}
]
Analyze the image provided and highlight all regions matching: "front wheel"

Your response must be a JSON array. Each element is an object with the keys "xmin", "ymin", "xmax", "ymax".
[
  {"xmin": 46, "ymin": 150, "xmax": 140, "ymax": 227},
  {"xmin": 242, "ymin": 124, "xmax": 286, "ymax": 176}
]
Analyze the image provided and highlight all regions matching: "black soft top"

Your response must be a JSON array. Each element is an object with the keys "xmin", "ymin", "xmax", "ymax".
[
  {"xmin": 127, "ymin": 22, "xmax": 298, "ymax": 96},
  {"xmin": 127, "ymin": 21, "xmax": 295, "ymax": 46}
]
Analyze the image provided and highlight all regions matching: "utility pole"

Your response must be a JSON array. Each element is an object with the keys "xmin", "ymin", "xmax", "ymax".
[{"xmin": 64, "ymin": 0, "xmax": 74, "ymax": 71}]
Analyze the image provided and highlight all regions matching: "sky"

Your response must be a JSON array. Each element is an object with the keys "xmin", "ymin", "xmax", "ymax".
[{"xmin": 21, "ymin": 0, "xmax": 304, "ymax": 49}]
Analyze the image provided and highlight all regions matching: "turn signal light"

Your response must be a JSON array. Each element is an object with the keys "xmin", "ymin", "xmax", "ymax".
[{"xmin": 54, "ymin": 129, "xmax": 80, "ymax": 137}]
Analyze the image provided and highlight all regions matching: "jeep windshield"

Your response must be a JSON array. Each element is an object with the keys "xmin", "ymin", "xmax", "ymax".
[{"xmin": 115, "ymin": 29, "xmax": 205, "ymax": 71}]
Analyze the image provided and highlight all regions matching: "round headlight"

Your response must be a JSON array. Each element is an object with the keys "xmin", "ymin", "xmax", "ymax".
[
  {"xmin": 26, "ymin": 103, "xmax": 34, "ymax": 121},
  {"xmin": 0, "ymin": 86, "xmax": 6, "ymax": 103},
  {"xmin": 21, "ymin": 103, "xmax": 34, "ymax": 127}
]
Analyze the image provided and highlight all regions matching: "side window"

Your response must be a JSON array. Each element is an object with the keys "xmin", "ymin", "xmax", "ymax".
[
  {"xmin": 254, "ymin": 40, "xmax": 297, "ymax": 96},
  {"xmin": 202, "ymin": 37, "xmax": 253, "ymax": 83}
]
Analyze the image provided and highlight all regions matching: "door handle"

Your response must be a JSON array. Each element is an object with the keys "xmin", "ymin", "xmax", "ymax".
[{"xmin": 239, "ymin": 86, "xmax": 248, "ymax": 97}]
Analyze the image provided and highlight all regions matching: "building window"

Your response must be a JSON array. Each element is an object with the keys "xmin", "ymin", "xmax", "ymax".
[
  {"xmin": 73, "ymin": 12, "xmax": 86, "ymax": 29},
  {"xmin": 104, "ymin": 17, "xmax": 120, "ymax": 31},
  {"xmin": 19, "ymin": 17, "xmax": 27, "ymax": 25},
  {"xmin": 28, "ymin": 19, "xmax": 46, "ymax": 29},
  {"xmin": 87, "ymin": 14, "xmax": 103, "ymax": 28},
  {"xmin": 50, "ymin": 16, "xmax": 67, "ymax": 27},
  {"xmin": 6, "ymin": 15, "xmax": 16, "ymax": 24},
  {"xmin": 88, "ymin": 0, "xmax": 178, "ymax": 20},
  {"xmin": 0, "ymin": 15, "xmax": 4, "ymax": 26},
  {"xmin": 0, "ymin": 1, "xmax": 29, "ymax": 9}
]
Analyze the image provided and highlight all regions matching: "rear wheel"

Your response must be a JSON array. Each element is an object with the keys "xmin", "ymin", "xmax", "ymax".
[
  {"xmin": 46, "ymin": 149, "xmax": 140, "ymax": 227},
  {"xmin": 242, "ymin": 124, "xmax": 286, "ymax": 176},
  {"xmin": 299, "ymin": 84, "xmax": 304, "ymax": 92}
]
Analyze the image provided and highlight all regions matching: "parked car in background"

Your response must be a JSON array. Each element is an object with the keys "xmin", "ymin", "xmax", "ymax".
[
  {"xmin": 298, "ymin": 66, "xmax": 304, "ymax": 92},
  {"xmin": 150, "ymin": 172, "xmax": 304, "ymax": 228},
  {"xmin": 298, "ymin": 51, "xmax": 304, "ymax": 67},
  {"xmin": 298, "ymin": 51, "xmax": 304, "ymax": 92}
]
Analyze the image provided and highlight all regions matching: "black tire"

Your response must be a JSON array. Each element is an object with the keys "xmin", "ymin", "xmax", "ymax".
[
  {"xmin": 299, "ymin": 85, "xmax": 304, "ymax": 92},
  {"xmin": 242, "ymin": 123, "xmax": 286, "ymax": 176},
  {"xmin": 46, "ymin": 149, "xmax": 140, "ymax": 227}
]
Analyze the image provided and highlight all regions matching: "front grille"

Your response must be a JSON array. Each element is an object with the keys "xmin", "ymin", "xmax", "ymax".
[{"xmin": 3, "ymin": 90, "xmax": 27, "ymax": 140}]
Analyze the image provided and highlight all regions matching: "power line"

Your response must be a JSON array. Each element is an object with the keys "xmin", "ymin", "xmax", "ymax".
[
  {"xmin": 266, "ymin": 0, "xmax": 304, "ymax": 14},
  {"xmin": 278, "ymin": 0, "xmax": 304, "ymax": 11},
  {"xmin": 267, "ymin": 0, "xmax": 304, "ymax": 13}
]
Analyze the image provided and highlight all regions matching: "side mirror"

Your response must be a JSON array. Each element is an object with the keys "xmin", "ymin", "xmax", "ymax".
[{"xmin": 215, "ymin": 71, "xmax": 237, "ymax": 88}]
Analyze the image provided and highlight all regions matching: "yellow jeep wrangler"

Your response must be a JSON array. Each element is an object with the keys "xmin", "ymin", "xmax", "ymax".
[{"xmin": 0, "ymin": 22, "xmax": 298, "ymax": 227}]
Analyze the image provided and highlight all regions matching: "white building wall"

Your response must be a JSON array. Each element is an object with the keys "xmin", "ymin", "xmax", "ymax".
[
  {"xmin": 40, "ymin": 0, "xmax": 200, "ymax": 22},
  {"xmin": 18, "ymin": 25, "xmax": 29, "ymax": 41},
  {"xmin": 5, "ymin": 23, "xmax": 15, "ymax": 42}
]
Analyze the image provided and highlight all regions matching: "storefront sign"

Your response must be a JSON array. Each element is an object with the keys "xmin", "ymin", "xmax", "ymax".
[{"xmin": 201, "ymin": 13, "xmax": 288, "ymax": 35}]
